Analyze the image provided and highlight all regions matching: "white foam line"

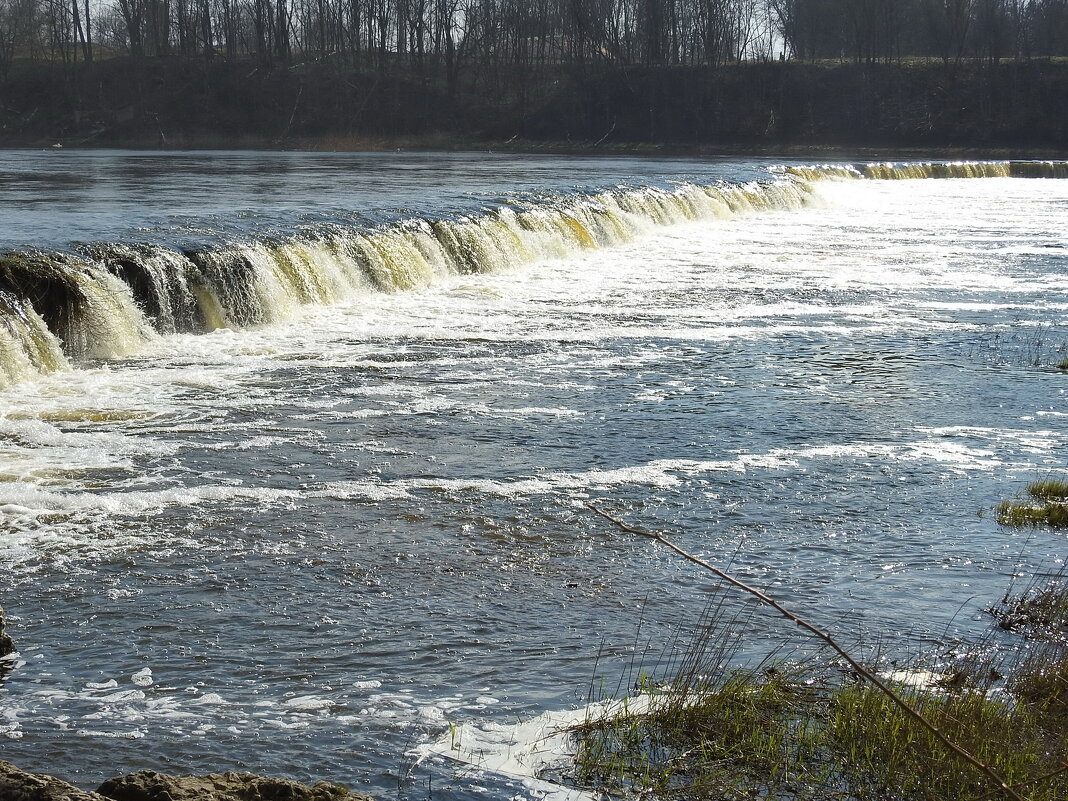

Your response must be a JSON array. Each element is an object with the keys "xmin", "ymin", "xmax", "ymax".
[
  {"xmin": 0, "ymin": 484, "xmax": 299, "ymax": 517},
  {"xmin": 316, "ymin": 438, "xmax": 1022, "ymax": 503}
]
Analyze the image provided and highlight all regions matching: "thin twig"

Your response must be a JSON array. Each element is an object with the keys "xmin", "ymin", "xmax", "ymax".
[
  {"xmin": 585, "ymin": 502, "xmax": 1026, "ymax": 801},
  {"xmin": 971, "ymin": 762, "xmax": 1068, "ymax": 801}
]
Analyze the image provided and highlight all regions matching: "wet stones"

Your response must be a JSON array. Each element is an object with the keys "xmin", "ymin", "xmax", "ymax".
[
  {"xmin": 96, "ymin": 771, "xmax": 374, "ymax": 801},
  {"xmin": 0, "ymin": 765, "xmax": 375, "ymax": 801},
  {"xmin": 0, "ymin": 761, "xmax": 108, "ymax": 801}
]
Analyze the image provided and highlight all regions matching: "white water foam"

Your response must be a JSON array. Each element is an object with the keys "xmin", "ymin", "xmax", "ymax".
[{"xmin": 413, "ymin": 695, "xmax": 655, "ymax": 801}]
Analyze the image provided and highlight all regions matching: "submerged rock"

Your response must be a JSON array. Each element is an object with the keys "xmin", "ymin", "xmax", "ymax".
[
  {"xmin": 0, "ymin": 604, "xmax": 15, "ymax": 681},
  {"xmin": 0, "ymin": 760, "xmax": 107, "ymax": 801},
  {"xmin": 97, "ymin": 771, "xmax": 373, "ymax": 801},
  {"xmin": 0, "ymin": 604, "xmax": 13, "ymax": 657}
]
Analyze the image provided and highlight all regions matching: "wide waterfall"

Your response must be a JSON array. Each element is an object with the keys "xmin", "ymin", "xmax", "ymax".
[
  {"xmin": 0, "ymin": 178, "xmax": 815, "ymax": 389},
  {"xmin": 7, "ymin": 158, "xmax": 1067, "ymax": 389}
]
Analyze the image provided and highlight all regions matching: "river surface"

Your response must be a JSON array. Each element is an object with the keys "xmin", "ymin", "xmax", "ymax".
[{"xmin": 0, "ymin": 151, "xmax": 1065, "ymax": 799}]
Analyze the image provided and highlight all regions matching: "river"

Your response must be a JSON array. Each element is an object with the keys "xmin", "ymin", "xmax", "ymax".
[{"xmin": 0, "ymin": 151, "xmax": 1065, "ymax": 799}]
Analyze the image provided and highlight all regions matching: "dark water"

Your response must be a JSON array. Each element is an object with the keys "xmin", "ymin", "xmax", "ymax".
[
  {"xmin": 0, "ymin": 149, "xmax": 777, "ymax": 249},
  {"xmin": 0, "ymin": 154, "xmax": 1066, "ymax": 799}
]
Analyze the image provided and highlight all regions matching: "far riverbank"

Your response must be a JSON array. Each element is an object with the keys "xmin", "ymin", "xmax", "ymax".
[{"xmin": 3, "ymin": 58, "xmax": 1067, "ymax": 154}]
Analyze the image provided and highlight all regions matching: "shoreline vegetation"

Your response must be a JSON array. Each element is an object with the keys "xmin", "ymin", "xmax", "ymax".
[
  {"xmin": 564, "ymin": 509, "xmax": 1068, "ymax": 801},
  {"xmin": 2, "ymin": 58, "xmax": 1068, "ymax": 154}
]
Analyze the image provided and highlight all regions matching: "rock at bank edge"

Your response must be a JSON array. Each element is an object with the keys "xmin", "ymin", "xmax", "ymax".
[
  {"xmin": 96, "ymin": 771, "xmax": 374, "ymax": 801},
  {"xmin": 0, "ymin": 763, "xmax": 374, "ymax": 801},
  {"xmin": 0, "ymin": 761, "xmax": 107, "ymax": 801}
]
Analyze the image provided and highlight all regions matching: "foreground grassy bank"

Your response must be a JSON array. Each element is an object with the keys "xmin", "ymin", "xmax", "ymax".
[
  {"xmin": 568, "ymin": 567, "xmax": 1068, "ymax": 800},
  {"xmin": 3, "ymin": 58, "xmax": 1068, "ymax": 152}
]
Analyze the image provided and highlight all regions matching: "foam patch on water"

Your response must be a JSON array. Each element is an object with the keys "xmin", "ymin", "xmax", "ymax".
[
  {"xmin": 2, "ymin": 423, "xmax": 1044, "ymax": 571},
  {"xmin": 4, "ymin": 661, "xmax": 521, "ymax": 757},
  {"xmin": 413, "ymin": 695, "xmax": 655, "ymax": 801},
  {"xmin": 314, "ymin": 436, "xmax": 1027, "ymax": 505},
  {"xmin": 132, "ymin": 669, "xmax": 154, "ymax": 687},
  {"xmin": 878, "ymin": 669, "xmax": 952, "ymax": 689},
  {"xmin": 0, "ymin": 417, "xmax": 176, "ymax": 485},
  {"xmin": 782, "ymin": 441, "xmax": 1004, "ymax": 471},
  {"xmin": 920, "ymin": 425, "xmax": 1063, "ymax": 456},
  {"xmin": 283, "ymin": 696, "xmax": 335, "ymax": 713},
  {"xmin": 316, "ymin": 456, "xmax": 799, "ymax": 502}
]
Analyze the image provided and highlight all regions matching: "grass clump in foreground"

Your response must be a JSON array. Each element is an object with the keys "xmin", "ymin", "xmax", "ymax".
[
  {"xmin": 1012, "ymin": 645, "xmax": 1068, "ymax": 731},
  {"xmin": 567, "ymin": 577, "xmax": 1068, "ymax": 801},
  {"xmin": 996, "ymin": 478, "xmax": 1068, "ymax": 529},
  {"xmin": 572, "ymin": 665, "xmax": 828, "ymax": 800},
  {"xmin": 994, "ymin": 568, "xmax": 1068, "ymax": 731},
  {"xmin": 571, "ymin": 667, "xmax": 1068, "ymax": 800}
]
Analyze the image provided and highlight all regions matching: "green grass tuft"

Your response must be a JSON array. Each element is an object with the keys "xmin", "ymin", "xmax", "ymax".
[
  {"xmin": 1028, "ymin": 481, "xmax": 1068, "ymax": 502},
  {"xmin": 571, "ymin": 665, "xmax": 1068, "ymax": 801},
  {"xmin": 571, "ymin": 665, "xmax": 828, "ymax": 800},
  {"xmin": 989, "ymin": 570, "xmax": 1068, "ymax": 640},
  {"xmin": 997, "ymin": 478, "xmax": 1068, "ymax": 529},
  {"xmin": 568, "ymin": 568, "xmax": 1068, "ymax": 801},
  {"xmin": 830, "ymin": 682, "xmax": 1065, "ymax": 801},
  {"xmin": 1013, "ymin": 647, "xmax": 1068, "ymax": 734},
  {"xmin": 996, "ymin": 500, "xmax": 1068, "ymax": 529}
]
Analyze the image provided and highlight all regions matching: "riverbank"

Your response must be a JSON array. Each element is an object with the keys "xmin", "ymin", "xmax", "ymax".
[
  {"xmin": 2, "ymin": 58, "xmax": 1067, "ymax": 153},
  {"xmin": 17, "ymin": 135, "xmax": 1068, "ymax": 163}
]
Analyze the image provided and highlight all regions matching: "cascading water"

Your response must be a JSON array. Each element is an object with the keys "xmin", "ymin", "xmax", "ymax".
[
  {"xmin": 7, "ymin": 158, "xmax": 1067, "ymax": 389},
  {"xmin": 0, "ymin": 290, "xmax": 67, "ymax": 387},
  {"xmin": 0, "ymin": 179, "xmax": 817, "ymax": 390},
  {"xmin": 779, "ymin": 159, "xmax": 1068, "ymax": 181}
]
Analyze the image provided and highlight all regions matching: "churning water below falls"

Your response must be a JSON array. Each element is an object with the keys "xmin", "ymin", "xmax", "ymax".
[{"xmin": 0, "ymin": 151, "xmax": 1066, "ymax": 799}]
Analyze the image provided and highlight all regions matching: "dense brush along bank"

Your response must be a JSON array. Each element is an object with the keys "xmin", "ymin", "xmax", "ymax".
[
  {"xmin": 0, "ymin": 153, "xmax": 1067, "ymax": 800},
  {"xmin": 5, "ymin": 59, "xmax": 1068, "ymax": 150}
]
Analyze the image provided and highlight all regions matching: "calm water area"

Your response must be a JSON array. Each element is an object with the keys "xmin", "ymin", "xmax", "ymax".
[{"xmin": 0, "ymin": 151, "xmax": 1066, "ymax": 799}]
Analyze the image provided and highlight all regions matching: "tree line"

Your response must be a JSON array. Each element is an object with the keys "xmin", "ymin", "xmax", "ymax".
[{"xmin": 2, "ymin": 0, "xmax": 1068, "ymax": 76}]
